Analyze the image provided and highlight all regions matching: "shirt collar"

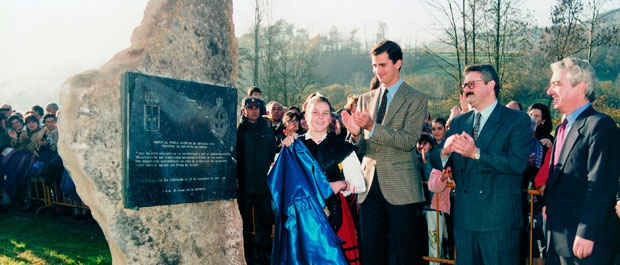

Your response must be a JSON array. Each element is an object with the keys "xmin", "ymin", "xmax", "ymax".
[
  {"xmin": 565, "ymin": 102, "xmax": 591, "ymax": 125},
  {"xmin": 382, "ymin": 79, "xmax": 403, "ymax": 102},
  {"xmin": 303, "ymin": 132, "xmax": 327, "ymax": 143},
  {"xmin": 474, "ymin": 100, "xmax": 498, "ymax": 119}
]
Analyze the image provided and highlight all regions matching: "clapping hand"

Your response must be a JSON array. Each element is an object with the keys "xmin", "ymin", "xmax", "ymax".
[
  {"xmin": 443, "ymin": 132, "xmax": 477, "ymax": 159},
  {"xmin": 352, "ymin": 111, "xmax": 374, "ymax": 131},
  {"xmin": 449, "ymin": 105, "xmax": 462, "ymax": 120},
  {"xmin": 451, "ymin": 132, "xmax": 478, "ymax": 159},
  {"xmin": 341, "ymin": 111, "xmax": 361, "ymax": 136}
]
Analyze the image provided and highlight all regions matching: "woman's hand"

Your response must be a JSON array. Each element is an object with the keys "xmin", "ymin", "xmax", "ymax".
[
  {"xmin": 281, "ymin": 133, "xmax": 298, "ymax": 147},
  {"xmin": 329, "ymin": 180, "xmax": 348, "ymax": 194}
]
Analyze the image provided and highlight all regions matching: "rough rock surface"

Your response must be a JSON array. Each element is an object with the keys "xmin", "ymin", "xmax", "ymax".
[{"xmin": 58, "ymin": 0, "xmax": 243, "ymax": 264}]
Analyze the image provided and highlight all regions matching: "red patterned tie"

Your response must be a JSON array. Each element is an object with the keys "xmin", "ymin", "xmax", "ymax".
[{"xmin": 553, "ymin": 118, "xmax": 568, "ymax": 166}]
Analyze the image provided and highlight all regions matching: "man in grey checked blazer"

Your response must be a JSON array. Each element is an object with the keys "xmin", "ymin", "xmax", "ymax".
[{"xmin": 342, "ymin": 40, "xmax": 428, "ymax": 265}]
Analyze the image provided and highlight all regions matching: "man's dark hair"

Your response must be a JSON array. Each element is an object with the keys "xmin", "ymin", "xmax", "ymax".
[
  {"xmin": 464, "ymin": 64, "xmax": 500, "ymax": 98},
  {"xmin": 32, "ymin": 105, "xmax": 44, "ymax": 116},
  {"xmin": 247, "ymin": 86, "xmax": 262, "ymax": 97},
  {"xmin": 43, "ymin": 113, "xmax": 57, "ymax": 122},
  {"xmin": 370, "ymin": 40, "xmax": 403, "ymax": 70}
]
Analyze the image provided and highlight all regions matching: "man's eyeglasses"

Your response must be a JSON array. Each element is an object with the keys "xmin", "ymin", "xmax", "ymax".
[{"xmin": 461, "ymin": 79, "xmax": 486, "ymax": 89}]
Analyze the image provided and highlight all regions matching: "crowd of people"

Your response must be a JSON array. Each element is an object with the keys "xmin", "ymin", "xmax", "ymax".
[
  {"xmin": 0, "ymin": 102, "xmax": 84, "ymax": 217},
  {"xmin": 2, "ymin": 40, "xmax": 616, "ymax": 265},
  {"xmin": 235, "ymin": 40, "xmax": 619, "ymax": 265}
]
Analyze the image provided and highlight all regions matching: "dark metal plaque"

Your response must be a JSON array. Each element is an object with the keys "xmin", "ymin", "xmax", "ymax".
[{"xmin": 121, "ymin": 72, "xmax": 237, "ymax": 208}]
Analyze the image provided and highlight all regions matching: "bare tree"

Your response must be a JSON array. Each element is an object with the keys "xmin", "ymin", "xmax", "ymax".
[
  {"xmin": 463, "ymin": 0, "xmax": 469, "ymax": 65},
  {"xmin": 376, "ymin": 21, "xmax": 388, "ymax": 42},
  {"xmin": 425, "ymin": 0, "xmax": 465, "ymax": 85},
  {"xmin": 542, "ymin": 0, "xmax": 587, "ymax": 60},
  {"xmin": 253, "ymin": 0, "xmax": 262, "ymax": 86},
  {"xmin": 494, "ymin": 0, "xmax": 501, "ymax": 73},
  {"xmin": 586, "ymin": 0, "xmax": 600, "ymax": 60},
  {"xmin": 584, "ymin": 0, "xmax": 618, "ymax": 61}
]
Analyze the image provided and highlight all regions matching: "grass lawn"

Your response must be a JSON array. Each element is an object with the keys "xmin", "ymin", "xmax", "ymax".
[{"xmin": 0, "ymin": 208, "xmax": 111, "ymax": 265}]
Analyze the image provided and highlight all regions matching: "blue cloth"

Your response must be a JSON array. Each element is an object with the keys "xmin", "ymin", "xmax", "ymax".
[
  {"xmin": 1, "ymin": 149, "xmax": 35, "ymax": 198},
  {"xmin": 60, "ymin": 169, "xmax": 80, "ymax": 202},
  {"xmin": 268, "ymin": 139, "xmax": 348, "ymax": 265}
]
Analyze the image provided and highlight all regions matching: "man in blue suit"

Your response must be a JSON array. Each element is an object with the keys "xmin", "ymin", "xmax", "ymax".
[
  {"xmin": 437, "ymin": 64, "xmax": 532, "ymax": 265},
  {"xmin": 544, "ymin": 57, "xmax": 618, "ymax": 265}
]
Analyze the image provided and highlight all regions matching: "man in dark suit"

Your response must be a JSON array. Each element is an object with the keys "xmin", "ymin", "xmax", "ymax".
[
  {"xmin": 437, "ymin": 64, "xmax": 532, "ymax": 265},
  {"xmin": 342, "ymin": 40, "xmax": 428, "ymax": 265},
  {"xmin": 544, "ymin": 57, "xmax": 618, "ymax": 265}
]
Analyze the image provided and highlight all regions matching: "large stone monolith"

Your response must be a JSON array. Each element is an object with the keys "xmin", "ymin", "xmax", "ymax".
[{"xmin": 58, "ymin": 0, "xmax": 244, "ymax": 264}]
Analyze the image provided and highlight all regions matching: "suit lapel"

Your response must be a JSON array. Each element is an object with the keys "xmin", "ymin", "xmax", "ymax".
[
  {"xmin": 475, "ymin": 105, "xmax": 504, "ymax": 151},
  {"xmin": 557, "ymin": 107, "xmax": 591, "ymax": 169},
  {"xmin": 463, "ymin": 112, "xmax": 475, "ymax": 137},
  {"xmin": 547, "ymin": 106, "xmax": 593, "ymax": 190},
  {"xmin": 463, "ymin": 106, "xmax": 502, "ymax": 176},
  {"xmin": 382, "ymin": 83, "xmax": 409, "ymax": 125},
  {"xmin": 458, "ymin": 112, "xmax": 475, "ymax": 175},
  {"xmin": 368, "ymin": 89, "xmax": 381, "ymax": 121},
  {"xmin": 550, "ymin": 125, "xmax": 560, "ymax": 167}
]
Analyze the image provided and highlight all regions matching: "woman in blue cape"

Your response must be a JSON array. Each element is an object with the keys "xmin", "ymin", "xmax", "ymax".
[{"xmin": 268, "ymin": 95, "xmax": 364, "ymax": 265}]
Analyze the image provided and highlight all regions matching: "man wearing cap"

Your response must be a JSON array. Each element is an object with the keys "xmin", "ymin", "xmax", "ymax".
[{"xmin": 236, "ymin": 97, "xmax": 277, "ymax": 265}]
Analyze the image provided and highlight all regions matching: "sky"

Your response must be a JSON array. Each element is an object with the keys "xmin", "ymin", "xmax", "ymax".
[{"xmin": 1, "ymin": 0, "xmax": 616, "ymax": 112}]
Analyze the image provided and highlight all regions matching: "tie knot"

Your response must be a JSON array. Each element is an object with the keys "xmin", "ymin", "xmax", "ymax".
[
  {"xmin": 560, "ymin": 118, "xmax": 567, "ymax": 128},
  {"xmin": 473, "ymin": 112, "xmax": 482, "ymax": 125},
  {"xmin": 472, "ymin": 112, "xmax": 482, "ymax": 139}
]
